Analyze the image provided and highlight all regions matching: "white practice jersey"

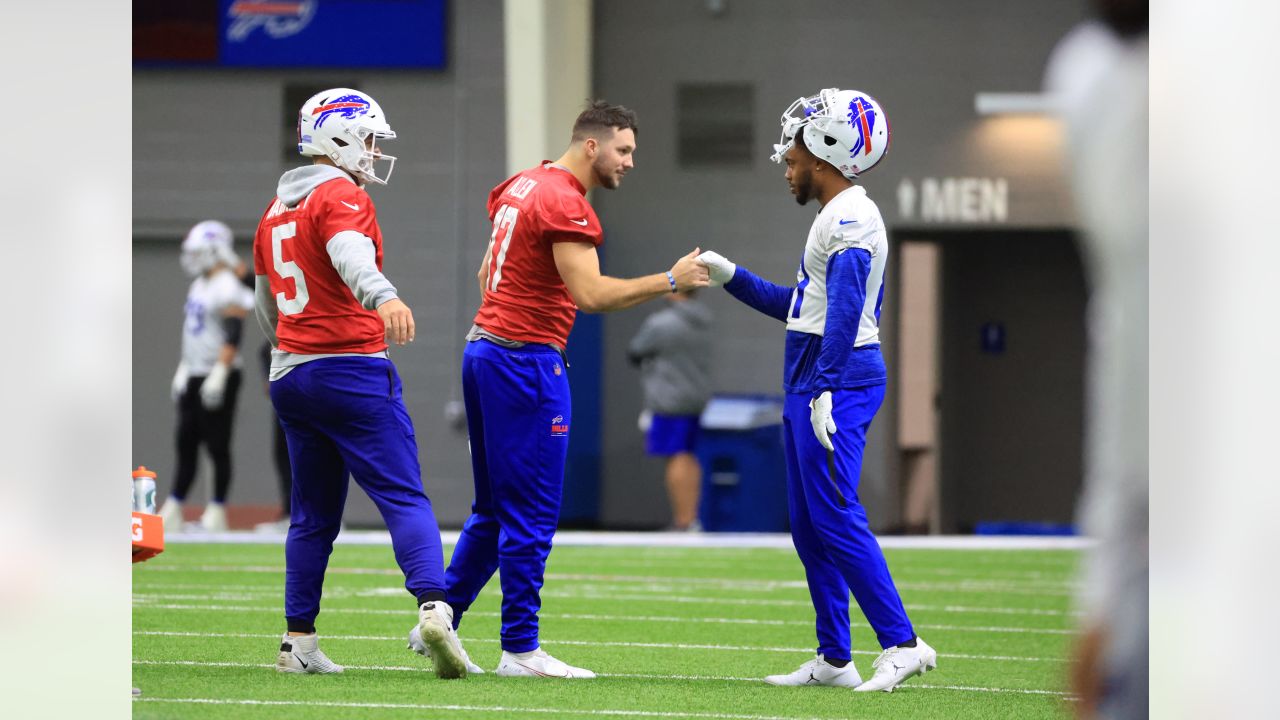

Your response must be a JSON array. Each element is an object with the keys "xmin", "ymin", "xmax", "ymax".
[
  {"xmin": 181, "ymin": 268, "xmax": 255, "ymax": 375},
  {"xmin": 785, "ymin": 185, "xmax": 887, "ymax": 345}
]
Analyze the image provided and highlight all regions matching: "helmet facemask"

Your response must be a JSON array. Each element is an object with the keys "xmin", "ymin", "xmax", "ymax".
[
  {"xmin": 341, "ymin": 124, "xmax": 397, "ymax": 186},
  {"xmin": 180, "ymin": 245, "xmax": 216, "ymax": 278},
  {"xmin": 770, "ymin": 91, "xmax": 826, "ymax": 164}
]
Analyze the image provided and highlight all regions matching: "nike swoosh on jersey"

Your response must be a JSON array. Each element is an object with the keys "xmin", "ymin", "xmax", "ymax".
[
  {"xmin": 571, "ymin": 218, "xmax": 589, "ymax": 226},
  {"xmin": 341, "ymin": 201, "xmax": 360, "ymax": 211},
  {"xmin": 838, "ymin": 218, "xmax": 857, "ymax": 225}
]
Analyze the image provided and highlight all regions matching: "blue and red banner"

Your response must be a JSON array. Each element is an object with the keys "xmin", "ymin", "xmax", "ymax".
[{"xmin": 134, "ymin": 0, "xmax": 447, "ymax": 69}]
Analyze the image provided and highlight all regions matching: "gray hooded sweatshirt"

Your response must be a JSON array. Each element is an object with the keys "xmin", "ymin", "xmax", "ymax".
[
  {"xmin": 256, "ymin": 165, "xmax": 399, "ymax": 379},
  {"xmin": 627, "ymin": 298, "xmax": 714, "ymax": 415}
]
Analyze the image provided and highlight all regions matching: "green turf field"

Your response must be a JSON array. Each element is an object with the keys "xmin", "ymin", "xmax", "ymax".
[{"xmin": 132, "ymin": 540, "xmax": 1080, "ymax": 719}]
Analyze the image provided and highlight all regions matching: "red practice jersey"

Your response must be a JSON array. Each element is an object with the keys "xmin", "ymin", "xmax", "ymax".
[
  {"xmin": 473, "ymin": 162, "xmax": 604, "ymax": 347},
  {"xmin": 253, "ymin": 177, "xmax": 388, "ymax": 355}
]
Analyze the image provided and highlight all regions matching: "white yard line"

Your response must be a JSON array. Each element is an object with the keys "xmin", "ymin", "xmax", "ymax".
[
  {"xmin": 132, "ymin": 600, "xmax": 1075, "ymax": 635},
  {"xmin": 132, "ymin": 585, "xmax": 1080, "ymax": 617},
  {"xmin": 133, "ymin": 630, "xmax": 1065, "ymax": 663},
  {"xmin": 140, "ymin": 565, "xmax": 1079, "ymax": 595},
  {"xmin": 132, "ymin": 697, "xmax": 840, "ymax": 720},
  {"xmin": 164, "ymin": 530, "xmax": 1092, "ymax": 551},
  {"xmin": 132, "ymin": 660, "xmax": 1075, "ymax": 699}
]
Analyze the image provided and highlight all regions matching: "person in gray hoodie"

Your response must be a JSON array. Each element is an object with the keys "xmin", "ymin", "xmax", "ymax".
[{"xmin": 628, "ymin": 291, "xmax": 713, "ymax": 531}]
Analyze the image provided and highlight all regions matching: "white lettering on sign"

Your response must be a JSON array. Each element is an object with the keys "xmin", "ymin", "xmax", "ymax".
[
  {"xmin": 897, "ymin": 178, "xmax": 1008, "ymax": 223},
  {"xmin": 897, "ymin": 179, "xmax": 917, "ymax": 220}
]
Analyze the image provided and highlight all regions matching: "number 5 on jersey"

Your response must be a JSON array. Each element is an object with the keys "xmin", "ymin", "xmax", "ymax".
[
  {"xmin": 272, "ymin": 221, "xmax": 310, "ymax": 315},
  {"xmin": 487, "ymin": 204, "xmax": 519, "ymax": 293}
]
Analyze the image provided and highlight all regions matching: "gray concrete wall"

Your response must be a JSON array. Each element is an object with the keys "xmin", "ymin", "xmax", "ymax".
[{"xmin": 131, "ymin": 0, "xmax": 505, "ymax": 525}]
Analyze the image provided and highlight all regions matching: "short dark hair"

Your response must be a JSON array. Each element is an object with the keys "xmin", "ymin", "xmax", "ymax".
[{"xmin": 571, "ymin": 100, "xmax": 638, "ymax": 142}]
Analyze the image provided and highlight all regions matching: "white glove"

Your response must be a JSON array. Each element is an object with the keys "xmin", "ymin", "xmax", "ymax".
[
  {"xmin": 170, "ymin": 362, "xmax": 189, "ymax": 402},
  {"xmin": 809, "ymin": 391, "xmax": 837, "ymax": 451},
  {"xmin": 695, "ymin": 250, "xmax": 736, "ymax": 288},
  {"xmin": 200, "ymin": 362, "xmax": 230, "ymax": 410}
]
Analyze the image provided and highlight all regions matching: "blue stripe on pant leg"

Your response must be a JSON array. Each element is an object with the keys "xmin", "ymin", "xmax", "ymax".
[
  {"xmin": 782, "ymin": 411, "xmax": 853, "ymax": 661},
  {"xmin": 310, "ymin": 359, "xmax": 447, "ymax": 600},
  {"xmin": 444, "ymin": 343, "xmax": 502, "ymax": 627},
  {"xmin": 786, "ymin": 388, "xmax": 915, "ymax": 649},
  {"xmin": 272, "ymin": 366, "xmax": 349, "ymax": 627}
]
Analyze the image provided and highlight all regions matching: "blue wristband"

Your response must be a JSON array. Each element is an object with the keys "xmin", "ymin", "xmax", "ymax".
[{"xmin": 665, "ymin": 271, "xmax": 677, "ymax": 293}]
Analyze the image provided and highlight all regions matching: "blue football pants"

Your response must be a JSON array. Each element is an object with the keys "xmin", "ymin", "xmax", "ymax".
[
  {"xmin": 270, "ymin": 357, "xmax": 447, "ymax": 627},
  {"xmin": 783, "ymin": 385, "xmax": 915, "ymax": 657},
  {"xmin": 444, "ymin": 339, "xmax": 571, "ymax": 653}
]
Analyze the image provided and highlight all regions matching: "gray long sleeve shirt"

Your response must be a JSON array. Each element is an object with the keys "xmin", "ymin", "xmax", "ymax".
[{"xmin": 628, "ymin": 299, "xmax": 713, "ymax": 415}]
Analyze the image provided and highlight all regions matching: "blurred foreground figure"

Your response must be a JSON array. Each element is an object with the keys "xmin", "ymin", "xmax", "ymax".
[
  {"xmin": 698, "ymin": 88, "xmax": 935, "ymax": 692},
  {"xmin": 253, "ymin": 87, "xmax": 467, "ymax": 680},
  {"xmin": 1044, "ymin": 2, "xmax": 1149, "ymax": 717}
]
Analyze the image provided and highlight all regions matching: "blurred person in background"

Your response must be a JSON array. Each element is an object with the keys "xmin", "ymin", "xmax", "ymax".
[
  {"xmin": 158, "ymin": 220, "xmax": 254, "ymax": 533},
  {"xmin": 254, "ymin": 88, "xmax": 468, "ymax": 679},
  {"xmin": 1044, "ymin": 1, "xmax": 1149, "ymax": 717},
  {"xmin": 698, "ymin": 88, "xmax": 935, "ymax": 692},
  {"xmin": 627, "ymin": 291, "xmax": 713, "ymax": 532},
  {"xmin": 414, "ymin": 101, "xmax": 708, "ymax": 679}
]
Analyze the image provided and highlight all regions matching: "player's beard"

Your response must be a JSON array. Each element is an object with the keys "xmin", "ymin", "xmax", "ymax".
[
  {"xmin": 791, "ymin": 172, "xmax": 814, "ymax": 205},
  {"xmin": 593, "ymin": 156, "xmax": 622, "ymax": 189}
]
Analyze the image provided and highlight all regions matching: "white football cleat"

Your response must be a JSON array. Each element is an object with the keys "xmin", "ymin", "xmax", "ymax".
[
  {"xmin": 276, "ymin": 633, "xmax": 344, "ymax": 674},
  {"xmin": 255, "ymin": 518, "xmax": 291, "ymax": 533},
  {"xmin": 417, "ymin": 602, "xmax": 469, "ymax": 679},
  {"xmin": 854, "ymin": 637, "xmax": 937, "ymax": 692},
  {"xmin": 200, "ymin": 502, "xmax": 228, "ymax": 531},
  {"xmin": 157, "ymin": 498, "xmax": 184, "ymax": 531},
  {"xmin": 763, "ymin": 654, "xmax": 862, "ymax": 687},
  {"xmin": 496, "ymin": 648, "xmax": 596, "ymax": 678},
  {"xmin": 408, "ymin": 623, "xmax": 484, "ymax": 674}
]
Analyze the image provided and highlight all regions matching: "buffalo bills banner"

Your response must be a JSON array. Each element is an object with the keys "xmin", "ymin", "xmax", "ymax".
[
  {"xmin": 221, "ymin": 0, "xmax": 446, "ymax": 67},
  {"xmin": 133, "ymin": 1, "xmax": 447, "ymax": 68}
]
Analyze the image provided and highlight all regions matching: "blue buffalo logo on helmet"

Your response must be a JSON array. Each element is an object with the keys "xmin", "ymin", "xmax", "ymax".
[
  {"xmin": 312, "ymin": 94, "xmax": 371, "ymax": 129},
  {"xmin": 846, "ymin": 96, "xmax": 877, "ymax": 158}
]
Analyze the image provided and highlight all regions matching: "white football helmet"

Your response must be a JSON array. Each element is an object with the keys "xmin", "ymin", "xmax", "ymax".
[
  {"xmin": 770, "ymin": 88, "xmax": 891, "ymax": 178},
  {"xmin": 180, "ymin": 220, "xmax": 237, "ymax": 277},
  {"xmin": 297, "ymin": 88, "xmax": 397, "ymax": 186}
]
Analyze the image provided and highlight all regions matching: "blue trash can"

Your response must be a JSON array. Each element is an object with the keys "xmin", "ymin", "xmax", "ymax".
[{"xmin": 696, "ymin": 395, "xmax": 789, "ymax": 532}]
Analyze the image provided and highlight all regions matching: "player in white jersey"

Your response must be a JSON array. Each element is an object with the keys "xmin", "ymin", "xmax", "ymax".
[
  {"xmin": 158, "ymin": 220, "xmax": 255, "ymax": 532},
  {"xmin": 698, "ymin": 89, "xmax": 935, "ymax": 692}
]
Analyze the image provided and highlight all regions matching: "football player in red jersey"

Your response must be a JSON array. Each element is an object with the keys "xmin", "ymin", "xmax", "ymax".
[
  {"xmin": 253, "ymin": 88, "xmax": 470, "ymax": 679},
  {"xmin": 420, "ymin": 102, "xmax": 709, "ymax": 678}
]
